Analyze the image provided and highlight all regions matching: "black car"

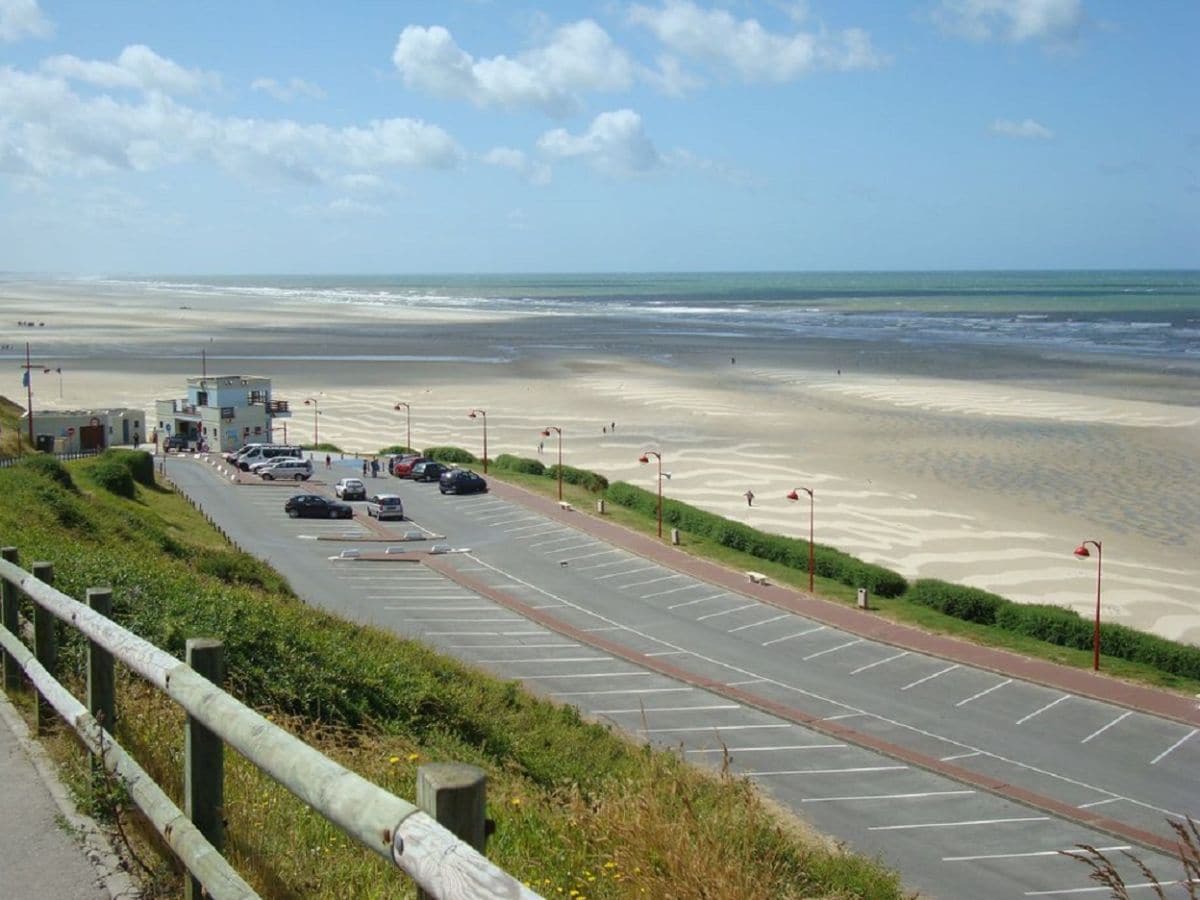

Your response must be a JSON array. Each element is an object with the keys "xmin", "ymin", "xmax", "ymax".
[
  {"xmin": 438, "ymin": 469, "xmax": 487, "ymax": 495},
  {"xmin": 410, "ymin": 460, "xmax": 449, "ymax": 483},
  {"xmin": 284, "ymin": 494, "xmax": 354, "ymax": 519}
]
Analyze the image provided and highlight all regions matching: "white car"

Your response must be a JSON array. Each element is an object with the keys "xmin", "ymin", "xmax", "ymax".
[
  {"xmin": 257, "ymin": 459, "xmax": 313, "ymax": 481},
  {"xmin": 334, "ymin": 478, "xmax": 367, "ymax": 500},
  {"xmin": 250, "ymin": 455, "xmax": 304, "ymax": 473},
  {"xmin": 366, "ymin": 494, "xmax": 404, "ymax": 520}
]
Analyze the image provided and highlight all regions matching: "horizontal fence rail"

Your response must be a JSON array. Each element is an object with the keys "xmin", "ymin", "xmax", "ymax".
[{"xmin": 0, "ymin": 557, "xmax": 540, "ymax": 899}]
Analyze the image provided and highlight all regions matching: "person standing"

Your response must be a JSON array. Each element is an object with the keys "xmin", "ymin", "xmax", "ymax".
[{"xmin": 744, "ymin": 489, "xmax": 755, "ymax": 507}]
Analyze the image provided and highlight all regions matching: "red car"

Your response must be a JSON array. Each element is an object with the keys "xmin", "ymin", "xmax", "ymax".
[
  {"xmin": 392, "ymin": 455, "xmax": 431, "ymax": 478},
  {"xmin": 388, "ymin": 453, "xmax": 421, "ymax": 476}
]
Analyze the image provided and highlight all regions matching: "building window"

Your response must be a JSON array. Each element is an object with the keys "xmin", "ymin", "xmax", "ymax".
[{"xmin": 253, "ymin": 425, "xmax": 262, "ymax": 435}]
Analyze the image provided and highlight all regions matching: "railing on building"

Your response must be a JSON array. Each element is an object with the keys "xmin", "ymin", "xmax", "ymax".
[
  {"xmin": 262, "ymin": 399, "xmax": 290, "ymax": 416},
  {"xmin": 0, "ymin": 553, "xmax": 540, "ymax": 900}
]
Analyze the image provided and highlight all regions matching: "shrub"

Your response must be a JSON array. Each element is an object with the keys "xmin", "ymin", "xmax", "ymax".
[
  {"xmin": 377, "ymin": 444, "xmax": 413, "ymax": 456},
  {"xmin": 88, "ymin": 457, "xmax": 136, "ymax": 498},
  {"xmin": 494, "ymin": 454, "xmax": 546, "ymax": 476},
  {"xmin": 103, "ymin": 448, "xmax": 156, "ymax": 486},
  {"xmin": 907, "ymin": 580, "xmax": 1008, "ymax": 625},
  {"xmin": 19, "ymin": 454, "xmax": 76, "ymax": 491},
  {"xmin": 423, "ymin": 446, "xmax": 477, "ymax": 465},
  {"xmin": 604, "ymin": 481, "xmax": 908, "ymax": 597},
  {"xmin": 548, "ymin": 464, "xmax": 608, "ymax": 493}
]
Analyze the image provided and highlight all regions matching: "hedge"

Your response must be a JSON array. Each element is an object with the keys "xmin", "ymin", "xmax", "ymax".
[
  {"xmin": 604, "ymin": 481, "xmax": 908, "ymax": 598},
  {"xmin": 547, "ymin": 464, "xmax": 608, "ymax": 494},
  {"xmin": 104, "ymin": 448, "xmax": 155, "ymax": 486},
  {"xmin": 907, "ymin": 579, "xmax": 1007, "ymax": 625},
  {"xmin": 423, "ymin": 446, "xmax": 478, "ymax": 465},
  {"xmin": 88, "ymin": 456, "xmax": 136, "ymax": 498},
  {"xmin": 493, "ymin": 454, "xmax": 546, "ymax": 476}
]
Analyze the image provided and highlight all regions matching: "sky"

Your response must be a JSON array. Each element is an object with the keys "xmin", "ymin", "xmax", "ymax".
[{"xmin": 0, "ymin": 0, "xmax": 1196, "ymax": 274}]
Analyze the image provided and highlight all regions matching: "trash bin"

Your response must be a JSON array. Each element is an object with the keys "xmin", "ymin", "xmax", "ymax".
[
  {"xmin": 671, "ymin": 528, "xmax": 680, "ymax": 545},
  {"xmin": 856, "ymin": 588, "xmax": 870, "ymax": 610},
  {"xmin": 596, "ymin": 499, "xmax": 606, "ymax": 514}
]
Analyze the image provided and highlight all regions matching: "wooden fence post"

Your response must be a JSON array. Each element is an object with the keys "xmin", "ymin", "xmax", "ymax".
[
  {"xmin": 32, "ymin": 561, "xmax": 56, "ymax": 735},
  {"xmin": 185, "ymin": 638, "xmax": 225, "ymax": 900},
  {"xmin": 86, "ymin": 588, "xmax": 115, "ymax": 739},
  {"xmin": 415, "ymin": 763, "xmax": 488, "ymax": 900},
  {"xmin": 1, "ymin": 547, "xmax": 18, "ymax": 692}
]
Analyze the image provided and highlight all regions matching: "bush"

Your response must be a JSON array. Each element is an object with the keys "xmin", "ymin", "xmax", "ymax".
[
  {"xmin": 423, "ymin": 446, "xmax": 477, "ymax": 465},
  {"xmin": 907, "ymin": 580, "xmax": 1008, "ymax": 625},
  {"xmin": 377, "ymin": 444, "xmax": 413, "ymax": 456},
  {"xmin": 303, "ymin": 442, "xmax": 343, "ymax": 453},
  {"xmin": 19, "ymin": 454, "xmax": 76, "ymax": 491},
  {"xmin": 494, "ymin": 454, "xmax": 546, "ymax": 476},
  {"xmin": 103, "ymin": 448, "xmax": 155, "ymax": 486},
  {"xmin": 88, "ymin": 457, "xmax": 136, "ymax": 498},
  {"xmin": 548, "ymin": 464, "xmax": 608, "ymax": 493},
  {"xmin": 604, "ymin": 481, "xmax": 908, "ymax": 597}
]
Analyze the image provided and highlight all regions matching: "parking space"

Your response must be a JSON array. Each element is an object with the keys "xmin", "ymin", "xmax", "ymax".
[{"xmin": 167, "ymin": 457, "xmax": 1200, "ymax": 899}]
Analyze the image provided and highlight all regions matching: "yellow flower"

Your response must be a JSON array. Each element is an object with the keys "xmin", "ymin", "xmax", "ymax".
[
  {"xmin": 604, "ymin": 861, "xmax": 617, "ymax": 869},
  {"xmin": 407, "ymin": 752, "xmax": 420, "ymax": 762},
  {"xmin": 388, "ymin": 756, "xmax": 400, "ymax": 764},
  {"xmin": 510, "ymin": 797, "xmax": 522, "ymax": 806}
]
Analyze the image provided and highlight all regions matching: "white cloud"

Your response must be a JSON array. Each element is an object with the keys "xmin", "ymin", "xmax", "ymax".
[
  {"xmin": 0, "ymin": 0, "xmax": 52, "ymax": 42},
  {"xmin": 42, "ymin": 44, "xmax": 220, "ymax": 94},
  {"xmin": 393, "ymin": 19, "xmax": 634, "ymax": 116},
  {"xmin": 482, "ymin": 146, "xmax": 552, "ymax": 185},
  {"xmin": 251, "ymin": 76, "xmax": 326, "ymax": 102},
  {"xmin": 0, "ymin": 64, "xmax": 463, "ymax": 184},
  {"xmin": 989, "ymin": 117, "xmax": 1054, "ymax": 139},
  {"xmin": 933, "ymin": 0, "xmax": 1084, "ymax": 43},
  {"xmin": 627, "ymin": 0, "xmax": 885, "ymax": 82},
  {"xmin": 537, "ymin": 109, "xmax": 660, "ymax": 177}
]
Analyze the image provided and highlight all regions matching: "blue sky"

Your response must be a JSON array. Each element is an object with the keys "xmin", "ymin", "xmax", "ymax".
[{"xmin": 0, "ymin": 0, "xmax": 1196, "ymax": 273}]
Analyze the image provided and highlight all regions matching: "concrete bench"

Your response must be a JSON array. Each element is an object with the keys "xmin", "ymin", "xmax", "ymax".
[
  {"xmin": 746, "ymin": 571, "xmax": 769, "ymax": 585},
  {"xmin": 558, "ymin": 501, "xmax": 573, "ymax": 511}
]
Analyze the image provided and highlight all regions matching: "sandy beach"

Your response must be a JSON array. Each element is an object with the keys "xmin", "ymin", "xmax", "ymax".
[{"xmin": 5, "ymin": 277, "xmax": 1199, "ymax": 645}]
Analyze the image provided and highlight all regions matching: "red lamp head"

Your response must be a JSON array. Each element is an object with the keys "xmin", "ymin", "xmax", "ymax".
[
  {"xmin": 1073, "ymin": 545, "xmax": 1091, "ymax": 559},
  {"xmin": 638, "ymin": 454, "xmax": 650, "ymax": 464},
  {"xmin": 786, "ymin": 489, "xmax": 799, "ymax": 501},
  {"xmin": 468, "ymin": 410, "xmax": 477, "ymax": 419},
  {"xmin": 541, "ymin": 429, "xmax": 551, "ymax": 437},
  {"xmin": 304, "ymin": 398, "xmax": 312, "ymax": 406}
]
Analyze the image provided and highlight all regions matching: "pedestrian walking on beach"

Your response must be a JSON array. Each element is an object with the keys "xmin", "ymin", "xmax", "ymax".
[
  {"xmin": 611, "ymin": 421, "xmax": 615, "ymax": 431},
  {"xmin": 538, "ymin": 441, "xmax": 544, "ymax": 455},
  {"xmin": 603, "ymin": 426, "xmax": 607, "ymax": 434},
  {"xmin": 744, "ymin": 489, "xmax": 755, "ymax": 507}
]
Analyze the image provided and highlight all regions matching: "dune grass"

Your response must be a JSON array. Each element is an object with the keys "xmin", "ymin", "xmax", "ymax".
[{"xmin": 0, "ymin": 453, "xmax": 903, "ymax": 899}]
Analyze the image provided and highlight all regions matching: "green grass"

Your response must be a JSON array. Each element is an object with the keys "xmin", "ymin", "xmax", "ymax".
[{"xmin": 0, "ymin": 452, "xmax": 904, "ymax": 899}]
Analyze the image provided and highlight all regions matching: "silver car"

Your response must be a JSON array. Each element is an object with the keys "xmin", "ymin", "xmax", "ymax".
[{"xmin": 366, "ymin": 494, "xmax": 404, "ymax": 520}]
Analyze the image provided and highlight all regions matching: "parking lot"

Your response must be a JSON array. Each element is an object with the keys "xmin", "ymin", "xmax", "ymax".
[{"xmin": 169, "ymin": 455, "xmax": 1199, "ymax": 898}]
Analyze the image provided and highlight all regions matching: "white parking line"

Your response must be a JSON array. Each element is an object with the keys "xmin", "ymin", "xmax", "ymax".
[
  {"xmin": 641, "ymin": 584, "xmax": 702, "ymax": 600},
  {"xmin": 1150, "ymin": 728, "xmax": 1197, "ymax": 765},
  {"xmin": 822, "ymin": 712, "xmax": 865, "ymax": 722},
  {"xmin": 381, "ymin": 605, "xmax": 496, "ymax": 611},
  {"xmin": 645, "ymin": 650, "xmax": 690, "ymax": 658},
  {"xmin": 527, "ymin": 535, "xmax": 582, "ymax": 550},
  {"xmin": 752, "ymin": 765, "xmax": 907, "ymax": 776},
  {"xmin": 425, "ymin": 630, "xmax": 544, "ymax": 636},
  {"xmin": 762, "ymin": 625, "xmax": 826, "ymax": 647},
  {"xmin": 850, "ymin": 651, "xmax": 909, "ymax": 675},
  {"xmin": 944, "ymin": 845, "xmax": 1128, "ymax": 862},
  {"xmin": 696, "ymin": 603, "xmax": 759, "ymax": 622},
  {"xmin": 594, "ymin": 565, "xmax": 657, "ymax": 580},
  {"xmin": 940, "ymin": 750, "xmax": 982, "ymax": 762},
  {"xmin": 475, "ymin": 656, "xmax": 608, "ymax": 664},
  {"xmin": 642, "ymin": 724, "xmax": 794, "ymax": 734},
  {"xmin": 667, "ymin": 593, "xmax": 726, "ymax": 610},
  {"xmin": 504, "ymin": 522, "xmax": 559, "ymax": 534},
  {"xmin": 955, "ymin": 678, "xmax": 1013, "ymax": 708},
  {"xmin": 900, "ymin": 664, "xmax": 960, "ymax": 692},
  {"xmin": 486, "ymin": 515, "xmax": 538, "ymax": 526},
  {"xmin": 595, "ymin": 704, "xmax": 741, "ymax": 715},
  {"xmin": 726, "ymin": 678, "xmax": 767, "ymax": 687},
  {"xmin": 575, "ymin": 559, "xmax": 630, "ymax": 571},
  {"xmin": 870, "ymin": 816, "xmax": 1048, "ymax": 831},
  {"xmin": 1080, "ymin": 711, "xmax": 1132, "ymax": 744},
  {"xmin": 685, "ymin": 743, "xmax": 845, "ymax": 754},
  {"xmin": 1077, "ymin": 797, "xmax": 1121, "ymax": 809},
  {"xmin": 406, "ymin": 617, "xmax": 523, "ymax": 623},
  {"xmin": 519, "ymin": 671, "xmax": 650, "ymax": 680},
  {"xmin": 621, "ymin": 574, "xmax": 683, "ymax": 589},
  {"xmin": 729, "ymin": 614, "xmax": 789, "ymax": 633},
  {"xmin": 804, "ymin": 790, "xmax": 975, "ymax": 804},
  {"xmin": 1016, "ymin": 694, "xmax": 1071, "ymax": 725},
  {"xmin": 447, "ymin": 643, "xmax": 575, "ymax": 649},
  {"xmin": 1024, "ymin": 880, "xmax": 1200, "ymax": 896},
  {"xmin": 560, "ymin": 549, "xmax": 621, "ymax": 563},
  {"xmin": 803, "ymin": 638, "xmax": 863, "ymax": 661}
]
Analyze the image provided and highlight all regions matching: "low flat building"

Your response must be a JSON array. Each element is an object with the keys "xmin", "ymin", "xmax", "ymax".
[
  {"xmin": 154, "ymin": 375, "xmax": 290, "ymax": 453},
  {"xmin": 21, "ymin": 407, "xmax": 145, "ymax": 453}
]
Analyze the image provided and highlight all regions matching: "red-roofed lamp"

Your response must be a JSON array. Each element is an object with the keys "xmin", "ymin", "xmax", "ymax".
[
  {"xmin": 786, "ymin": 487, "xmax": 815, "ymax": 592},
  {"xmin": 1074, "ymin": 539, "xmax": 1103, "ymax": 672}
]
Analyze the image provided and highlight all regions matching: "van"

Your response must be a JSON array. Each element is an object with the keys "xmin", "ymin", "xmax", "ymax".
[
  {"xmin": 237, "ymin": 445, "xmax": 303, "ymax": 470},
  {"xmin": 257, "ymin": 458, "xmax": 313, "ymax": 481},
  {"xmin": 225, "ymin": 442, "xmax": 266, "ymax": 464}
]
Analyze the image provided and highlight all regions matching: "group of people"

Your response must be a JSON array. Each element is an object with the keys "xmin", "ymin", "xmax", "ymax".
[{"xmin": 360, "ymin": 457, "xmax": 381, "ymax": 477}]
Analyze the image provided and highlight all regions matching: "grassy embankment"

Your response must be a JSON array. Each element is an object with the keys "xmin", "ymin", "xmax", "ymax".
[{"xmin": 0, "ymin": 446, "xmax": 903, "ymax": 896}]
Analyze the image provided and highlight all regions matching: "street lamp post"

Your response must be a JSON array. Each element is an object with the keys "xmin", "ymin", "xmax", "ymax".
[
  {"xmin": 1073, "ymin": 539, "xmax": 1103, "ymax": 672},
  {"xmin": 638, "ymin": 450, "xmax": 664, "ymax": 538},
  {"xmin": 541, "ymin": 426, "xmax": 563, "ymax": 500},
  {"xmin": 786, "ymin": 487, "xmax": 815, "ymax": 592},
  {"xmin": 468, "ymin": 409, "xmax": 488, "ymax": 473},
  {"xmin": 393, "ymin": 401, "xmax": 412, "ymax": 452},
  {"xmin": 303, "ymin": 397, "xmax": 320, "ymax": 446}
]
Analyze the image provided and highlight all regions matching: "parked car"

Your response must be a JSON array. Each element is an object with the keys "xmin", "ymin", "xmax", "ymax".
[
  {"xmin": 238, "ymin": 445, "xmax": 303, "ymax": 471},
  {"xmin": 257, "ymin": 459, "xmax": 313, "ymax": 481},
  {"xmin": 439, "ymin": 469, "xmax": 488, "ymax": 495},
  {"xmin": 250, "ymin": 455, "xmax": 303, "ymax": 472},
  {"xmin": 388, "ymin": 453, "xmax": 421, "ymax": 476},
  {"xmin": 225, "ymin": 443, "xmax": 265, "ymax": 464},
  {"xmin": 334, "ymin": 477, "xmax": 367, "ymax": 501},
  {"xmin": 410, "ymin": 460, "xmax": 449, "ymax": 483},
  {"xmin": 164, "ymin": 434, "xmax": 191, "ymax": 452},
  {"xmin": 366, "ymin": 494, "xmax": 405, "ymax": 520},
  {"xmin": 284, "ymin": 494, "xmax": 353, "ymax": 519},
  {"xmin": 392, "ymin": 455, "xmax": 430, "ymax": 478}
]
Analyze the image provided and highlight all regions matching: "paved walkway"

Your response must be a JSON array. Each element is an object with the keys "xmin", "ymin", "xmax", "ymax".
[
  {"xmin": 489, "ymin": 480, "xmax": 1200, "ymax": 727},
  {"xmin": 0, "ymin": 695, "xmax": 119, "ymax": 899}
]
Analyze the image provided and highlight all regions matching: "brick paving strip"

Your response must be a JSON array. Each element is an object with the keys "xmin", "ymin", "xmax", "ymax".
[{"xmin": 420, "ymin": 480, "xmax": 1200, "ymax": 856}]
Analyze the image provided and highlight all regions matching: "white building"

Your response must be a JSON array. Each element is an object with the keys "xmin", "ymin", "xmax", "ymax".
[
  {"xmin": 21, "ymin": 407, "xmax": 145, "ymax": 454},
  {"xmin": 154, "ymin": 375, "xmax": 290, "ymax": 453}
]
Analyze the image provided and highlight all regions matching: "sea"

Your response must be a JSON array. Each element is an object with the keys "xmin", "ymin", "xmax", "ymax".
[{"xmin": 88, "ymin": 269, "xmax": 1200, "ymax": 366}]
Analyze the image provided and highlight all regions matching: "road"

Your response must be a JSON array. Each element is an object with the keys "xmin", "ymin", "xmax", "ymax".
[{"xmin": 166, "ymin": 454, "xmax": 1200, "ymax": 899}]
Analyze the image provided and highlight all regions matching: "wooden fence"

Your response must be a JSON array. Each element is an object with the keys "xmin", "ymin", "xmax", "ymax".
[
  {"xmin": 0, "ymin": 449, "xmax": 101, "ymax": 468},
  {"xmin": 0, "ymin": 551, "xmax": 540, "ymax": 900}
]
